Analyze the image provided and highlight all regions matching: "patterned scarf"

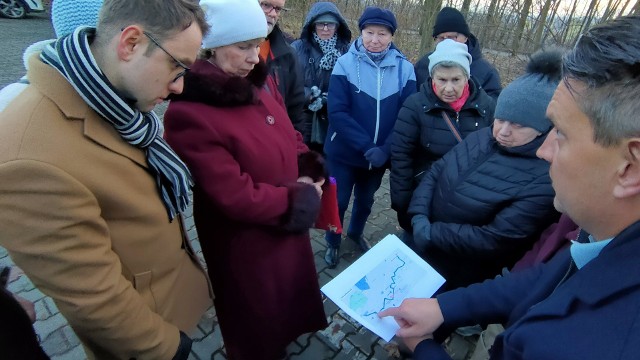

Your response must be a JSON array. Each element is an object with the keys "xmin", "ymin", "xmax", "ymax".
[
  {"xmin": 313, "ymin": 33, "xmax": 340, "ymax": 70},
  {"xmin": 40, "ymin": 27, "xmax": 193, "ymax": 221}
]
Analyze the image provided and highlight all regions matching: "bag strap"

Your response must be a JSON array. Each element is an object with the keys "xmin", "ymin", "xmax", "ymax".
[{"xmin": 441, "ymin": 111, "xmax": 463, "ymax": 143}]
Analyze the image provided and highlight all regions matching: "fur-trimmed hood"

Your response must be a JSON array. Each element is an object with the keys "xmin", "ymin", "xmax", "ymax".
[{"xmin": 170, "ymin": 59, "xmax": 270, "ymax": 107}]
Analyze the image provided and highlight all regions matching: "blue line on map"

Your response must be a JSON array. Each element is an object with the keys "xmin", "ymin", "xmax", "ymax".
[{"xmin": 363, "ymin": 255, "xmax": 406, "ymax": 316}]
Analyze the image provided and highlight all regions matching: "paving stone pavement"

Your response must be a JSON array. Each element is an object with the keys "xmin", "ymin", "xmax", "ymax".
[{"xmin": 1, "ymin": 172, "xmax": 407, "ymax": 360}]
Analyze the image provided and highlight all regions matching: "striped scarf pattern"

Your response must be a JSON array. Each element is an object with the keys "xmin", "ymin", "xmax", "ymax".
[{"xmin": 41, "ymin": 27, "xmax": 192, "ymax": 220}]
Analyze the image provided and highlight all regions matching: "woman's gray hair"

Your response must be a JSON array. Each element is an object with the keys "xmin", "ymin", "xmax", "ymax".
[{"xmin": 430, "ymin": 61, "xmax": 469, "ymax": 79}]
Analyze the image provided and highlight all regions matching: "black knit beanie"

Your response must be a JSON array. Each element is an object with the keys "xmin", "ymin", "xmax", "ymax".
[{"xmin": 432, "ymin": 7, "xmax": 471, "ymax": 38}]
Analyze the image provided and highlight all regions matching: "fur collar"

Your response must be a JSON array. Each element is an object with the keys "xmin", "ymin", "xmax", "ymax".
[{"xmin": 170, "ymin": 59, "xmax": 269, "ymax": 107}]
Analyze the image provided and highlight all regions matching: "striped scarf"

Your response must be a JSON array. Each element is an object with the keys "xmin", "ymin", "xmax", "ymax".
[{"xmin": 41, "ymin": 27, "xmax": 192, "ymax": 221}]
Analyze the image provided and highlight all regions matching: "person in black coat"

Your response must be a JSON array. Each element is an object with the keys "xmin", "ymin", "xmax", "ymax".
[
  {"xmin": 391, "ymin": 39, "xmax": 495, "ymax": 232},
  {"xmin": 407, "ymin": 48, "xmax": 564, "ymax": 291},
  {"xmin": 291, "ymin": 1, "xmax": 351, "ymax": 149},
  {"xmin": 414, "ymin": 7, "xmax": 502, "ymax": 99},
  {"xmin": 259, "ymin": 0, "xmax": 307, "ymax": 135}
]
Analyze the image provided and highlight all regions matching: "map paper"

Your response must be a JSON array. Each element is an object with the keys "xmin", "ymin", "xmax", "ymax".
[{"xmin": 321, "ymin": 234, "xmax": 445, "ymax": 341}]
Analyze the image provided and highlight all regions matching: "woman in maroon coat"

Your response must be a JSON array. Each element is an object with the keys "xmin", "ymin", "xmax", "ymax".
[{"xmin": 163, "ymin": 1, "xmax": 327, "ymax": 358}]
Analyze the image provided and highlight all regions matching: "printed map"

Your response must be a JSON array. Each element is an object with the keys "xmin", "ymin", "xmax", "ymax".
[{"xmin": 339, "ymin": 250, "xmax": 428, "ymax": 322}]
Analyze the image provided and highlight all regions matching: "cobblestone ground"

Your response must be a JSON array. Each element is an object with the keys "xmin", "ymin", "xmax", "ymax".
[{"xmin": 1, "ymin": 173, "xmax": 407, "ymax": 360}]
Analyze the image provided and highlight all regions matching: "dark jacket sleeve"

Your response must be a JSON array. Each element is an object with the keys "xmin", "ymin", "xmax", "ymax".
[
  {"xmin": 284, "ymin": 54, "xmax": 307, "ymax": 136},
  {"xmin": 407, "ymin": 148, "xmax": 447, "ymax": 220},
  {"xmin": 428, "ymin": 173, "xmax": 556, "ymax": 259},
  {"xmin": 436, "ymin": 263, "xmax": 547, "ymax": 329},
  {"xmin": 390, "ymin": 95, "xmax": 421, "ymax": 213},
  {"xmin": 474, "ymin": 60, "xmax": 502, "ymax": 100},
  {"xmin": 414, "ymin": 54, "xmax": 430, "ymax": 91},
  {"xmin": 412, "ymin": 339, "xmax": 452, "ymax": 360}
]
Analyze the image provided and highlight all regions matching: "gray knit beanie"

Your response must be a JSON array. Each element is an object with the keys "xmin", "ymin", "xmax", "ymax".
[
  {"xmin": 494, "ymin": 48, "xmax": 565, "ymax": 133},
  {"xmin": 428, "ymin": 39, "xmax": 472, "ymax": 78}
]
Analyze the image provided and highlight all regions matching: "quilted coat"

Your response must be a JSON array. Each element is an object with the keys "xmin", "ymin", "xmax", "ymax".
[
  {"xmin": 408, "ymin": 127, "xmax": 559, "ymax": 290},
  {"xmin": 391, "ymin": 78, "xmax": 495, "ymax": 230}
]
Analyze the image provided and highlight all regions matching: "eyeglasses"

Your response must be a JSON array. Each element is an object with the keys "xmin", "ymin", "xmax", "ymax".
[
  {"xmin": 142, "ymin": 31, "xmax": 190, "ymax": 83},
  {"xmin": 434, "ymin": 32, "xmax": 463, "ymax": 43},
  {"xmin": 259, "ymin": 2, "xmax": 288, "ymax": 15},
  {"xmin": 315, "ymin": 22, "xmax": 337, "ymax": 31}
]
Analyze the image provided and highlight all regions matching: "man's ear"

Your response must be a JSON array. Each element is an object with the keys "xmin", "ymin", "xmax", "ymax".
[
  {"xmin": 117, "ymin": 26, "xmax": 145, "ymax": 61},
  {"xmin": 613, "ymin": 139, "xmax": 640, "ymax": 198}
]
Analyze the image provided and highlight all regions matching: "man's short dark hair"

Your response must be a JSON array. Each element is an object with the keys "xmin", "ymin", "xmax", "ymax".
[
  {"xmin": 563, "ymin": 15, "xmax": 640, "ymax": 147},
  {"xmin": 95, "ymin": 0, "xmax": 210, "ymax": 45}
]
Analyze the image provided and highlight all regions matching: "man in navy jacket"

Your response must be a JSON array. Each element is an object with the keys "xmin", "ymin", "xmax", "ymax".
[{"xmin": 380, "ymin": 15, "xmax": 640, "ymax": 360}]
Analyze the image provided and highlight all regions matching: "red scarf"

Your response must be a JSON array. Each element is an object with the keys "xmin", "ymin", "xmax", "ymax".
[{"xmin": 432, "ymin": 82, "xmax": 470, "ymax": 112}]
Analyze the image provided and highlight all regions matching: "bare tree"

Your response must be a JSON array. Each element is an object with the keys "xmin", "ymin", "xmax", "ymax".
[
  {"xmin": 617, "ymin": 0, "xmax": 633, "ymax": 17},
  {"xmin": 461, "ymin": 0, "xmax": 472, "ymax": 15},
  {"xmin": 533, "ymin": 0, "xmax": 555, "ymax": 47},
  {"xmin": 511, "ymin": 0, "xmax": 534, "ymax": 53},
  {"xmin": 560, "ymin": 0, "xmax": 580, "ymax": 44},
  {"xmin": 419, "ymin": 0, "xmax": 444, "ymax": 56}
]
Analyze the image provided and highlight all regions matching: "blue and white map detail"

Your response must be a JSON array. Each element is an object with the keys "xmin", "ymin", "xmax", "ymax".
[{"xmin": 340, "ymin": 250, "xmax": 428, "ymax": 322}]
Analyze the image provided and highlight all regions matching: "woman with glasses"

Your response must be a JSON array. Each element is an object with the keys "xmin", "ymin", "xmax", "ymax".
[
  {"xmin": 291, "ymin": 1, "xmax": 351, "ymax": 151},
  {"xmin": 163, "ymin": 0, "xmax": 327, "ymax": 358}
]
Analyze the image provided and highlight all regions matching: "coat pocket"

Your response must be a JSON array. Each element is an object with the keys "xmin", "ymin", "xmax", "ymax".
[{"xmin": 133, "ymin": 271, "xmax": 157, "ymax": 312}]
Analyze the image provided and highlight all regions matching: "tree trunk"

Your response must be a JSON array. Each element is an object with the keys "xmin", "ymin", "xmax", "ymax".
[
  {"xmin": 461, "ymin": 0, "xmax": 472, "ymax": 16},
  {"xmin": 419, "ymin": 0, "xmax": 443, "ymax": 56},
  {"xmin": 533, "ymin": 0, "xmax": 554, "ymax": 48},
  {"xmin": 617, "ymin": 0, "xmax": 632, "ymax": 17},
  {"xmin": 511, "ymin": 0, "xmax": 534, "ymax": 53},
  {"xmin": 602, "ymin": 0, "xmax": 622, "ymax": 22},
  {"xmin": 561, "ymin": 0, "xmax": 579, "ymax": 44},
  {"xmin": 480, "ymin": 0, "xmax": 500, "ymax": 43},
  {"xmin": 631, "ymin": 0, "xmax": 640, "ymax": 14}
]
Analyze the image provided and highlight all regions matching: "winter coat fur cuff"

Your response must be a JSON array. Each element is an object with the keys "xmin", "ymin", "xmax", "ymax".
[
  {"xmin": 298, "ymin": 151, "xmax": 327, "ymax": 184},
  {"xmin": 282, "ymin": 182, "xmax": 321, "ymax": 233}
]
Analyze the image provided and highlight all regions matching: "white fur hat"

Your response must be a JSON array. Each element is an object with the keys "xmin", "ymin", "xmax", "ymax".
[
  {"xmin": 200, "ymin": 0, "xmax": 268, "ymax": 49},
  {"xmin": 428, "ymin": 39, "xmax": 472, "ymax": 78}
]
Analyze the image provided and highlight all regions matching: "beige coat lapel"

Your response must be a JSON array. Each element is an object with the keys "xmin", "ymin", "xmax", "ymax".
[{"xmin": 29, "ymin": 55, "xmax": 148, "ymax": 169}]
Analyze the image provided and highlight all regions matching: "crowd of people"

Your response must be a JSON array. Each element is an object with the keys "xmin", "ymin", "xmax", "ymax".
[{"xmin": 0, "ymin": 0, "xmax": 638, "ymax": 359}]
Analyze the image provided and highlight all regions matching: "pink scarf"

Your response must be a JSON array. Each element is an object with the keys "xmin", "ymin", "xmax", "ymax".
[{"xmin": 433, "ymin": 82, "xmax": 470, "ymax": 112}]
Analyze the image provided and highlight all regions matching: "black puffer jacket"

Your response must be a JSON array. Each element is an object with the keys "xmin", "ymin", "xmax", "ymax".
[
  {"xmin": 266, "ymin": 25, "xmax": 306, "ymax": 135},
  {"xmin": 407, "ymin": 127, "xmax": 559, "ymax": 290},
  {"xmin": 414, "ymin": 34, "xmax": 502, "ymax": 99},
  {"xmin": 390, "ymin": 78, "xmax": 495, "ymax": 230},
  {"xmin": 291, "ymin": 2, "xmax": 351, "ymax": 144}
]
